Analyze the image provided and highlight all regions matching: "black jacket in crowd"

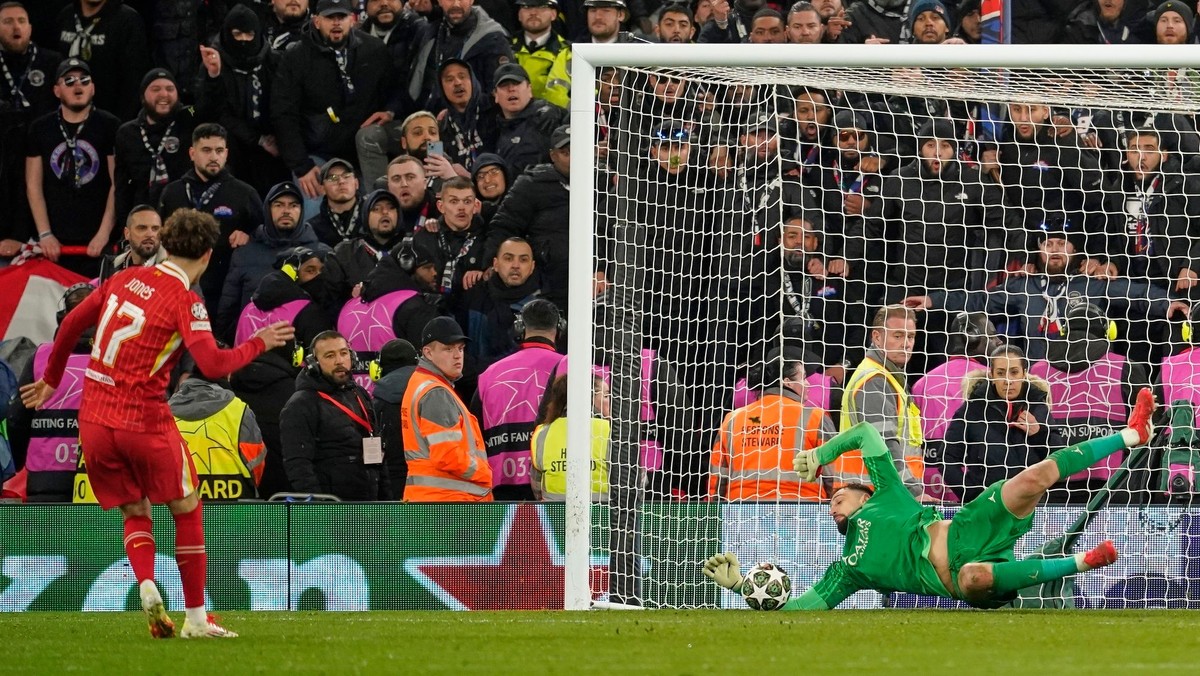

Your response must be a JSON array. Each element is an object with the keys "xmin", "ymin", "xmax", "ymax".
[
  {"xmin": 247, "ymin": 270, "xmax": 332, "ymax": 351},
  {"xmin": 229, "ymin": 347, "xmax": 301, "ymax": 499},
  {"xmin": 485, "ymin": 162, "xmax": 569, "ymax": 313},
  {"xmin": 306, "ymin": 196, "xmax": 362, "ymax": 249},
  {"xmin": 358, "ymin": 251, "xmax": 445, "ymax": 348},
  {"xmin": 272, "ymin": 27, "xmax": 395, "ymax": 176},
  {"xmin": 0, "ymin": 42, "xmax": 63, "ymax": 244},
  {"xmin": 1100, "ymin": 157, "xmax": 1200, "ymax": 287},
  {"xmin": 279, "ymin": 366, "xmax": 387, "ymax": 500},
  {"xmin": 195, "ymin": 5, "xmax": 287, "ymax": 194},
  {"xmin": 362, "ymin": 8, "xmax": 427, "ymax": 118},
  {"xmin": 114, "ymin": 105, "xmax": 196, "ymax": 220},
  {"xmin": 942, "ymin": 372, "xmax": 1064, "ymax": 502},
  {"xmin": 54, "ymin": 0, "xmax": 150, "ymax": 121},
  {"xmin": 317, "ymin": 190, "xmax": 407, "ymax": 310},
  {"xmin": 159, "ymin": 167, "xmax": 263, "ymax": 301},
  {"xmin": 868, "ymin": 154, "xmax": 1005, "ymax": 295},
  {"xmin": 454, "ymin": 270, "xmax": 544, "ymax": 369},
  {"xmin": 483, "ymin": 99, "xmax": 566, "ymax": 178},
  {"xmin": 998, "ymin": 127, "xmax": 1105, "ymax": 237},
  {"xmin": 413, "ymin": 217, "xmax": 488, "ymax": 295},
  {"xmin": 369, "ymin": 364, "xmax": 418, "ymax": 500}
]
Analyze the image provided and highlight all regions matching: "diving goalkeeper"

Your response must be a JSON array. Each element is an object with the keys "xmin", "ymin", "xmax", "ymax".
[{"xmin": 703, "ymin": 388, "xmax": 1158, "ymax": 610}]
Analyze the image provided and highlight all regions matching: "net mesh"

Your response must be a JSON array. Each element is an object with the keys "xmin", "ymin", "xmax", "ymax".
[{"xmin": 587, "ymin": 63, "xmax": 1200, "ymax": 609}]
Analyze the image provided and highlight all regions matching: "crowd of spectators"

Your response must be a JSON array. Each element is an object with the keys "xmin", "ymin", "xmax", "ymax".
[{"xmin": 2, "ymin": 0, "xmax": 1200, "ymax": 504}]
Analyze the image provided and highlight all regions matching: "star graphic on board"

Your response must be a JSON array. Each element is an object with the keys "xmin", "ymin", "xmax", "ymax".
[{"xmin": 405, "ymin": 503, "xmax": 609, "ymax": 610}]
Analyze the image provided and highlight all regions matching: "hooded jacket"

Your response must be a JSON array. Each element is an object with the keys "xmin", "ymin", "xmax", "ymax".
[
  {"xmin": 941, "ymin": 370, "xmax": 1062, "ymax": 502},
  {"xmin": 279, "ymin": 364, "xmax": 386, "ymax": 500},
  {"xmin": 168, "ymin": 377, "xmax": 265, "ymax": 499},
  {"xmin": 272, "ymin": 27, "xmax": 395, "ymax": 175},
  {"xmin": 196, "ymin": 5, "xmax": 280, "ymax": 154},
  {"xmin": 432, "ymin": 59, "xmax": 491, "ymax": 169},
  {"xmin": 229, "ymin": 348, "xmax": 301, "ymax": 497},
  {"xmin": 319, "ymin": 189, "xmax": 407, "ymax": 308},
  {"xmin": 868, "ymin": 125, "xmax": 1004, "ymax": 294},
  {"xmin": 1100, "ymin": 154, "xmax": 1200, "ymax": 283},
  {"xmin": 217, "ymin": 183, "xmax": 324, "ymax": 340},
  {"xmin": 408, "ymin": 7, "xmax": 515, "ymax": 108},
  {"xmin": 248, "ymin": 270, "xmax": 332, "ymax": 351},
  {"xmin": 471, "ymin": 153, "xmax": 510, "ymax": 223},
  {"xmin": 54, "ymin": 0, "xmax": 150, "ymax": 120},
  {"xmin": 359, "ymin": 251, "xmax": 445, "ymax": 348}
]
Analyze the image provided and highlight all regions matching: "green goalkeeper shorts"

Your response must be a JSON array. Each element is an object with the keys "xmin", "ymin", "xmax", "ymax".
[{"xmin": 947, "ymin": 480, "xmax": 1035, "ymax": 608}]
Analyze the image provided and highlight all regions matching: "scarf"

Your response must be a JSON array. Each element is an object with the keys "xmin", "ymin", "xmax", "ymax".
[
  {"xmin": 0, "ymin": 43, "xmax": 36, "ymax": 109},
  {"xmin": 70, "ymin": 13, "xmax": 99, "ymax": 60},
  {"xmin": 139, "ymin": 116, "xmax": 176, "ymax": 187}
]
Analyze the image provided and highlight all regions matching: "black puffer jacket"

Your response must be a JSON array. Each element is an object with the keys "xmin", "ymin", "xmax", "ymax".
[
  {"xmin": 483, "ymin": 99, "xmax": 566, "ymax": 178},
  {"xmin": 229, "ymin": 347, "xmax": 301, "ymax": 498},
  {"xmin": 248, "ymin": 270, "xmax": 332, "ymax": 351},
  {"xmin": 359, "ymin": 250, "xmax": 444, "ymax": 348},
  {"xmin": 941, "ymin": 371, "xmax": 1064, "ymax": 502},
  {"xmin": 484, "ymin": 163, "xmax": 569, "ymax": 312},
  {"xmin": 279, "ymin": 367, "xmax": 387, "ymax": 500},
  {"xmin": 370, "ymin": 365, "xmax": 418, "ymax": 500}
]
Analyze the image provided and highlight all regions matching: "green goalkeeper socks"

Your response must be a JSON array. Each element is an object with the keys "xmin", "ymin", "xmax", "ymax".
[
  {"xmin": 1048, "ymin": 433, "xmax": 1127, "ymax": 480},
  {"xmin": 990, "ymin": 556, "xmax": 1082, "ymax": 596}
]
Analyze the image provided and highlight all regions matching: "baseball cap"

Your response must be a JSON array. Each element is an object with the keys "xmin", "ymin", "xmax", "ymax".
[
  {"xmin": 495, "ymin": 63, "xmax": 530, "ymax": 86},
  {"xmin": 421, "ymin": 317, "xmax": 470, "ymax": 346},
  {"xmin": 652, "ymin": 123, "xmax": 690, "ymax": 143},
  {"xmin": 315, "ymin": 0, "xmax": 356, "ymax": 16},
  {"xmin": 746, "ymin": 112, "xmax": 779, "ymax": 136},
  {"xmin": 550, "ymin": 124, "xmax": 571, "ymax": 149},
  {"xmin": 378, "ymin": 339, "xmax": 419, "ymax": 373},
  {"xmin": 56, "ymin": 58, "xmax": 91, "ymax": 81},
  {"xmin": 320, "ymin": 157, "xmax": 356, "ymax": 183}
]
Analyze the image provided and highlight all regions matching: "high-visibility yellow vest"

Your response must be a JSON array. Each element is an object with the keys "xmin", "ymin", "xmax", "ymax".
[
  {"xmin": 530, "ymin": 417, "xmax": 609, "ymax": 501},
  {"xmin": 833, "ymin": 357, "xmax": 925, "ymax": 487},
  {"xmin": 74, "ymin": 399, "xmax": 262, "ymax": 503}
]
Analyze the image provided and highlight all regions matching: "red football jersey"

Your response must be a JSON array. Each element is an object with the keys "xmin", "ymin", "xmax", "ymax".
[{"xmin": 43, "ymin": 261, "xmax": 264, "ymax": 433}]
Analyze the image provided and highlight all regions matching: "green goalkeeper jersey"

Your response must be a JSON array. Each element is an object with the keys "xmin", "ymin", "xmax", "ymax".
[{"xmin": 784, "ymin": 423, "xmax": 951, "ymax": 610}]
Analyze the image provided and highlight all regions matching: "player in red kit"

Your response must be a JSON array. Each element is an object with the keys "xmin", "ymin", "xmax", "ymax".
[{"xmin": 20, "ymin": 209, "xmax": 294, "ymax": 639}]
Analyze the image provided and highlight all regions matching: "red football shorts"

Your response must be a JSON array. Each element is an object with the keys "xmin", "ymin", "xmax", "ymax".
[{"xmin": 79, "ymin": 420, "xmax": 198, "ymax": 510}]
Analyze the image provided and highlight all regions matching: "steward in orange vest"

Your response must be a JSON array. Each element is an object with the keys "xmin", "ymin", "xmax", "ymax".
[
  {"xmin": 709, "ymin": 348, "xmax": 836, "ymax": 501},
  {"xmin": 401, "ymin": 318, "xmax": 492, "ymax": 501}
]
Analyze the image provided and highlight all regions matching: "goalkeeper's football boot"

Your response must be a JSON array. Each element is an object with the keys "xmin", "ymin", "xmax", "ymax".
[
  {"xmin": 1127, "ymin": 388, "xmax": 1156, "ymax": 446},
  {"xmin": 1083, "ymin": 540, "xmax": 1119, "ymax": 571},
  {"xmin": 139, "ymin": 580, "xmax": 175, "ymax": 639},
  {"xmin": 181, "ymin": 614, "xmax": 239, "ymax": 639}
]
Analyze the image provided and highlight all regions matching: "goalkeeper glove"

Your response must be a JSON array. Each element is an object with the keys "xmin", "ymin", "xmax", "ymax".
[
  {"xmin": 794, "ymin": 449, "xmax": 821, "ymax": 482},
  {"xmin": 702, "ymin": 552, "xmax": 744, "ymax": 594}
]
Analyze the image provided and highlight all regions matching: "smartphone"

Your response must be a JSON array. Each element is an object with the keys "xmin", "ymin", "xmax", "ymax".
[{"xmin": 428, "ymin": 141, "xmax": 444, "ymax": 157}]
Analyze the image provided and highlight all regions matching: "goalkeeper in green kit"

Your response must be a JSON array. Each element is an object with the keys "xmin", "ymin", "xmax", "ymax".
[{"xmin": 703, "ymin": 388, "xmax": 1159, "ymax": 610}]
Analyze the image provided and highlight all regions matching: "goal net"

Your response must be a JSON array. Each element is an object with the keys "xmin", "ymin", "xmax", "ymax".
[{"xmin": 564, "ymin": 45, "xmax": 1200, "ymax": 611}]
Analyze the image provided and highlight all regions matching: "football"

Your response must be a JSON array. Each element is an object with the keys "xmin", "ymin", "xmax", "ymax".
[{"xmin": 740, "ymin": 562, "xmax": 792, "ymax": 611}]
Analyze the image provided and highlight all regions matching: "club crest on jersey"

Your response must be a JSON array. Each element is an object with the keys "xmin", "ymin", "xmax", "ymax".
[{"xmin": 192, "ymin": 303, "xmax": 209, "ymax": 320}]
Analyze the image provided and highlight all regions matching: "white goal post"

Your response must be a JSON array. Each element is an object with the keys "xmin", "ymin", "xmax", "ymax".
[{"xmin": 564, "ymin": 44, "xmax": 1200, "ymax": 611}]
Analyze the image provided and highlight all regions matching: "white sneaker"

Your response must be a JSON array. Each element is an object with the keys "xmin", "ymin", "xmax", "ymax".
[
  {"xmin": 181, "ymin": 614, "xmax": 239, "ymax": 639},
  {"xmin": 139, "ymin": 580, "xmax": 175, "ymax": 639}
]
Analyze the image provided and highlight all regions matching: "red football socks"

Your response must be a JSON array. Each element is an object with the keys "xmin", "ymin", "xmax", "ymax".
[
  {"xmin": 123, "ymin": 514, "xmax": 156, "ymax": 584},
  {"xmin": 173, "ymin": 504, "xmax": 207, "ymax": 609}
]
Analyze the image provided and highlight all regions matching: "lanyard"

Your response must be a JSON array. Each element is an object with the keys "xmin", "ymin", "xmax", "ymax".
[
  {"xmin": 0, "ymin": 44, "xmax": 36, "ymax": 108},
  {"xmin": 318, "ymin": 391, "xmax": 373, "ymax": 435},
  {"xmin": 57, "ymin": 110, "xmax": 89, "ymax": 188},
  {"xmin": 186, "ymin": 177, "xmax": 223, "ymax": 210}
]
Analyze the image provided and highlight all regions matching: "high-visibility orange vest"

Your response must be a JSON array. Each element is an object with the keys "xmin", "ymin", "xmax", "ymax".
[
  {"xmin": 400, "ymin": 367, "xmax": 493, "ymax": 502},
  {"xmin": 831, "ymin": 356, "xmax": 926, "ymax": 489},
  {"xmin": 708, "ymin": 393, "xmax": 828, "ymax": 501}
]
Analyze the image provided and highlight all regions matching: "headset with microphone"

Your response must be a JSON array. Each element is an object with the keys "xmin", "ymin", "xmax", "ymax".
[{"xmin": 513, "ymin": 298, "xmax": 567, "ymax": 342}]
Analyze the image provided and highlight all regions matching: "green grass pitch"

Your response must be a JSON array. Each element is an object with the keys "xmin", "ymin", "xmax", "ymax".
[{"xmin": 10, "ymin": 610, "xmax": 1198, "ymax": 674}]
